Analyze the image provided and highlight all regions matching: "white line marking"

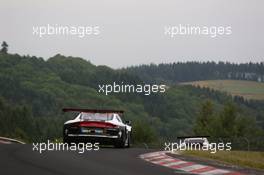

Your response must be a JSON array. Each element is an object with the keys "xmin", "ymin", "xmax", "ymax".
[
  {"xmin": 163, "ymin": 161, "xmax": 187, "ymax": 167},
  {"xmin": 152, "ymin": 158, "xmax": 175, "ymax": 164},
  {"xmin": 179, "ymin": 164, "xmax": 207, "ymax": 171},
  {"xmin": 142, "ymin": 152, "xmax": 165, "ymax": 158},
  {"xmin": 199, "ymin": 169, "xmax": 230, "ymax": 175},
  {"xmin": 145, "ymin": 155, "xmax": 167, "ymax": 161}
]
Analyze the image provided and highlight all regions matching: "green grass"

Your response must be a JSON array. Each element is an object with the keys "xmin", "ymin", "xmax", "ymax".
[
  {"xmin": 182, "ymin": 150, "xmax": 264, "ymax": 170},
  {"xmin": 181, "ymin": 80, "xmax": 264, "ymax": 100}
]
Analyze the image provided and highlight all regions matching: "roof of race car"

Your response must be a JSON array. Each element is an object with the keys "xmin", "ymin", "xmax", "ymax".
[
  {"xmin": 177, "ymin": 136, "xmax": 210, "ymax": 139},
  {"xmin": 62, "ymin": 108, "xmax": 124, "ymax": 114}
]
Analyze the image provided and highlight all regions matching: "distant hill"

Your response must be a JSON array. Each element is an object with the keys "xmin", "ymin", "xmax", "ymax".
[
  {"xmin": 124, "ymin": 62, "xmax": 264, "ymax": 84},
  {"xmin": 181, "ymin": 80, "xmax": 264, "ymax": 100}
]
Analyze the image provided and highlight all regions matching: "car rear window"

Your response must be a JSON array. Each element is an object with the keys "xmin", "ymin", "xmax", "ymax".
[
  {"xmin": 81, "ymin": 113, "xmax": 113, "ymax": 121},
  {"xmin": 185, "ymin": 139, "xmax": 204, "ymax": 144}
]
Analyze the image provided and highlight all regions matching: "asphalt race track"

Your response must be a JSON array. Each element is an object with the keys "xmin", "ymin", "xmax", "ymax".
[
  {"xmin": 1, "ymin": 144, "xmax": 264, "ymax": 175},
  {"xmin": 0, "ymin": 144, "xmax": 177, "ymax": 175}
]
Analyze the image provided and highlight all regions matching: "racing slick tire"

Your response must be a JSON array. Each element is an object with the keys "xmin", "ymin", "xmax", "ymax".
[
  {"xmin": 126, "ymin": 132, "xmax": 131, "ymax": 148},
  {"xmin": 63, "ymin": 128, "xmax": 74, "ymax": 145},
  {"xmin": 114, "ymin": 130, "xmax": 126, "ymax": 148},
  {"xmin": 63, "ymin": 135, "xmax": 71, "ymax": 144}
]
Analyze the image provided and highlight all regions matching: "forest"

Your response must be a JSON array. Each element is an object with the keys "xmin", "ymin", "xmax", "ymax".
[
  {"xmin": 124, "ymin": 62, "xmax": 264, "ymax": 84},
  {"xmin": 0, "ymin": 42, "xmax": 263, "ymax": 149}
]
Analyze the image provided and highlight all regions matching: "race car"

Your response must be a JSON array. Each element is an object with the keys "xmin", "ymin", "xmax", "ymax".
[
  {"xmin": 62, "ymin": 108, "xmax": 132, "ymax": 148},
  {"xmin": 177, "ymin": 136, "xmax": 212, "ymax": 150}
]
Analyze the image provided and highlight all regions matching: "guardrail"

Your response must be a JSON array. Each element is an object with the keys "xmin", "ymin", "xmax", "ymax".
[{"xmin": 0, "ymin": 136, "xmax": 25, "ymax": 144}]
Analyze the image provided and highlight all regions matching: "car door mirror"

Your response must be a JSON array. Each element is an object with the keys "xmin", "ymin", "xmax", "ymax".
[{"xmin": 125, "ymin": 120, "xmax": 131, "ymax": 126}]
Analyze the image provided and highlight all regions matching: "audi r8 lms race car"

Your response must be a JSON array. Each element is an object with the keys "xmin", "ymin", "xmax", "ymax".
[{"xmin": 63, "ymin": 108, "xmax": 132, "ymax": 148}]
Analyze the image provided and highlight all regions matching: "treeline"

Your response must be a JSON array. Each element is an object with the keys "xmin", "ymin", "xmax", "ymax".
[
  {"xmin": 124, "ymin": 62, "xmax": 264, "ymax": 84},
  {"xmin": 194, "ymin": 101, "xmax": 261, "ymax": 138},
  {"xmin": 0, "ymin": 46, "xmax": 263, "ymax": 146},
  {"xmin": 0, "ymin": 97, "xmax": 65, "ymax": 142},
  {"xmin": 194, "ymin": 100, "xmax": 264, "ymax": 150},
  {"xmin": 0, "ymin": 52, "xmax": 160, "ymax": 143}
]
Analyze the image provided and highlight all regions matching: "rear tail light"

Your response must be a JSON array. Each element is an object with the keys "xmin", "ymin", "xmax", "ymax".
[
  {"xmin": 74, "ymin": 121, "xmax": 119, "ymax": 128},
  {"xmin": 112, "ymin": 124, "xmax": 119, "ymax": 128}
]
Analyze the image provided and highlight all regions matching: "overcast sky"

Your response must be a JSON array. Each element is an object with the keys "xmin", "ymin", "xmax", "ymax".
[{"xmin": 0, "ymin": 0, "xmax": 263, "ymax": 68}]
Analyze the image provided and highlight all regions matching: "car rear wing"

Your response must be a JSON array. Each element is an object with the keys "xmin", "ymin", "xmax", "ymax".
[{"xmin": 62, "ymin": 108, "xmax": 124, "ymax": 114}]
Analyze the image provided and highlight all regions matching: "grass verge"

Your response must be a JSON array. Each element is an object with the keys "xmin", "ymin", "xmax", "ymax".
[
  {"xmin": 181, "ymin": 80, "xmax": 264, "ymax": 100},
  {"xmin": 182, "ymin": 150, "xmax": 264, "ymax": 170}
]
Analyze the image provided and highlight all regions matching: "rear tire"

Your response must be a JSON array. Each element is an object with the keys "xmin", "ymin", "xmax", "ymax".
[
  {"xmin": 114, "ymin": 131, "xmax": 126, "ymax": 148},
  {"xmin": 63, "ymin": 135, "xmax": 70, "ymax": 144},
  {"xmin": 126, "ymin": 132, "xmax": 131, "ymax": 148},
  {"xmin": 63, "ymin": 128, "xmax": 74, "ymax": 145}
]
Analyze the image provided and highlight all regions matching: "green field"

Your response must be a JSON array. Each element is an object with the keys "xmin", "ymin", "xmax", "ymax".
[
  {"xmin": 182, "ymin": 150, "xmax": 264, "ymax": 170},
  {"xmin": 181, "ymin": 80, "xmax": 264, "ymax": 100}
]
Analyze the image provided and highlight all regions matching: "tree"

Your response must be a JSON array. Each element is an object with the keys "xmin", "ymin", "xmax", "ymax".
[
  {"xmin": 219, "ymin": 103, "xmax": 237, "ymax": 137},
  {"xmin": 193, "ymin": 100, "xmax": 214, "ymax": 135},
  {"xmin": 1, "ymin": 41, "xmax": 8, "ymax": 54}
]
